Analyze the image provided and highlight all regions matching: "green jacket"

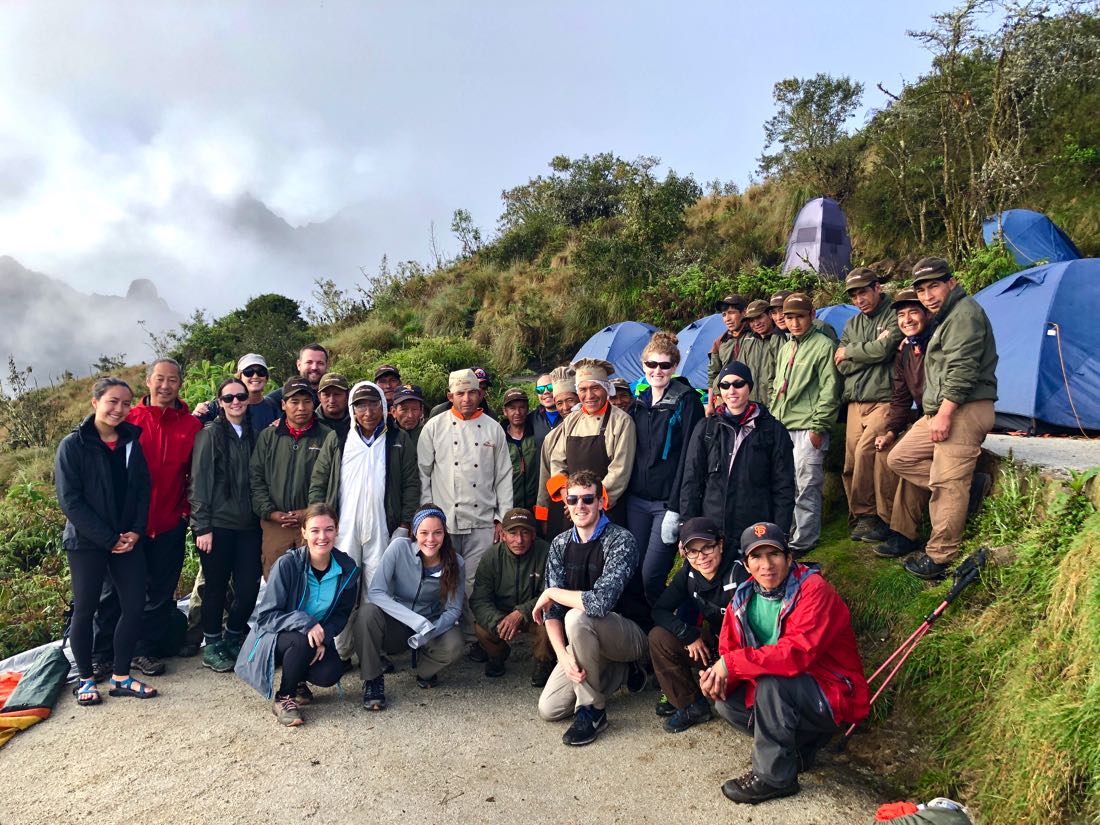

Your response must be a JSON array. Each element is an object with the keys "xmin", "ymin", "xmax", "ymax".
[
  {"xmin": 770, "ymin": 327, "xmax": 842, "ymax": 433},
  {"xmin": 470, "ymin": 538, "xmax": 550, "ymax": 630},
  {"xmin": 307, "ymin": 425, "xmax": 420, "ymax": 534},
  {"xmin": 189, "ymin": 417, "xmax": 259, "ymax": 535},
  {"xmin": 739, "ymin": 332, "xmax": 781, "ymax": 405},
  {"xmin": 923, "ymin": 285, "xmax": 998, "ymax": 416},
  {"xmin": 249, "ymin": 420, "xmax": 331, "ymax": 520},
  {"xmin": 502, "ymin": 420, "xmax": 540, "ymax": 511},
  {"xmin": 707, "ymin": 328, "xmax": 751, "ymax": 390},
  {"xmin": 836, "ymin": 297, "xmax": 904, "ymax": 403}
]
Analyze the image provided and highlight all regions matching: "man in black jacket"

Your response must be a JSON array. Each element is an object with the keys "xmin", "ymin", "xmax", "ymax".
[{"xmin": 649, "ymin": 517, "xmax": 746, "ymax": 733}]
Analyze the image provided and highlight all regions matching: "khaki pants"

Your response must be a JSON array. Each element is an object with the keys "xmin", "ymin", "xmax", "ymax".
[
  {"xmin": 537, "ymin": 609, "xmax": 648, "ymax": 718},
  {"xmin": 261, "ymin": 519, "xmax": 302, "ymax": 579},
  {"xmin": 843, "ymin": 402, "xmax": 893, "ymax": 521},
  {"xmin": 875, "ymin": 441, "xmax": 930, "ymax": 540},
  {"xmin": 356, "ymin": 602, "xmax": 464, "ymax": 682},
  {"xmin": 475, "ymin": 620, "xmax": 554, "ymax": 663},
  {"xmin": 452, "ymin": 528, "xmax": 496, "ymax": 643},
  {"xmin": 887, "ymin": 400, "xmax": 994, "ymax": 563}
]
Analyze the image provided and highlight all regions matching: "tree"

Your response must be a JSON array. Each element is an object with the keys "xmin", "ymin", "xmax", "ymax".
[{"xmin": 450, "ymin": 209, "xmax": 483, "ymax": 258}]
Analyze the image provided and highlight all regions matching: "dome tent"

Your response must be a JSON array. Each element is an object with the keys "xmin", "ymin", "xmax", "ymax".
[
  {"xmin": 676, "ymin": 313, "xmax": 727, "ymax": 391},
  {"xmin": 974, "ymin": 259, "xmax": 1100, "ymax": 433},
  {"xmin": 572, "ymin": 320, "xmax": 658, "ymax": 385},
  {"xmin": 817, "ymin": 304, "xmax": 860, "ymax": 339},
  {"xmin": 982, "ymin": 209, "xmax": 1081, "ymax": 267},
  {"xmin": 781, "ymin": 197, "xmax": 852, "ymax": 279}
]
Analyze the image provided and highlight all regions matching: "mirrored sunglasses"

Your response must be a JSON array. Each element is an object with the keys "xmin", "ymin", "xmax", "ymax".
[{"xmin": 535, "ymin": 384, "xmax": 553, "ymax": 393}]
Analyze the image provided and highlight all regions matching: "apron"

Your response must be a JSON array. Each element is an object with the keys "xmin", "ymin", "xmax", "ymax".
[{"xmin": 565, "ymin": 406, "xmax": 627, "ymax": 526}]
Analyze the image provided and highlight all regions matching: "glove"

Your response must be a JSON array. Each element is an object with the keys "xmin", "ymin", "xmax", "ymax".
[{"xmin": 660, "ymin": 510, "xmax": 681, "ymax": 545}]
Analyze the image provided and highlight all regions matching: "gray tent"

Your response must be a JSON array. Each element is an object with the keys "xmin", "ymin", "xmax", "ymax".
[{"xmin": 781, "ymin": 197, "xmax": 852, "ymax": 279}]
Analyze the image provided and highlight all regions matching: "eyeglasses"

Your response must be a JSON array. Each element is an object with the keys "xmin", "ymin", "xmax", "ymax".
[
  {"xmin": 565, "ymin": 494, "xmax": 596, "ymax": 506},
  {"xmin": 352, "ymin": 399, "xmax": 382, "ymax": 409},
  {"xmin": 718, "ymin": 379, "xmax": 748, "ymax": 391},
  {"xmin": 644, "ymin": 360, "xmax": 674, "ymax": 371},
  {"xmin": 535, "ymin": 384, "xmax": 553, "ymax": 393},
  {"xmin": 684, "ymin": 542, "xmax": 720, "ymax": 559},
  {"xmin": 220, "ymin": 392, "xmax": 249, "ymax": 403},
  {"xmin": 241, "ymin": 367, "xmax": 268, "ymax": 378}
]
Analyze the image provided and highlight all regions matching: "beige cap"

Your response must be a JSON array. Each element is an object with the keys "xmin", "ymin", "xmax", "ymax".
[
  {"xmin": 572, "ymin": 358, "xmax": 615, "ymax": 386},
  {"xmin": 448, "ymin": 368, "xmax": 480, "ymax": 393}
]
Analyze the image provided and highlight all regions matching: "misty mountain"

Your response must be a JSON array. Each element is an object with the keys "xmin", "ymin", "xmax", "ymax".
[{"xmin": 0, "ymin": 255, "xmax": 180, "ymax": 383}]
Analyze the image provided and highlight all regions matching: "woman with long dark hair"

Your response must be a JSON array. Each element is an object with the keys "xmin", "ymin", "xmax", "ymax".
[
  {"xmin": 189, "ymin": 376, "xmax": 262, "ymax": 672},
  {"xmin": 55, "ymin": 377, "xmax": 155, "ymax": 705},
  {"xmin": 357, "ymin": 504, "xmax": 465, "ymax": 710}
]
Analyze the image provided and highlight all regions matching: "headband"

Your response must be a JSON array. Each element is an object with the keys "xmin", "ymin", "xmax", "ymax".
[{"xmin": 412, "ymin": 507, "xmax": 447, "ymax": 535}]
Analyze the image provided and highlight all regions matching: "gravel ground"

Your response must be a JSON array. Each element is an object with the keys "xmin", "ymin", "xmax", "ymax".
[{"xmin": 0, "ymin": 645, "xmax": 880, "ymax": 825}]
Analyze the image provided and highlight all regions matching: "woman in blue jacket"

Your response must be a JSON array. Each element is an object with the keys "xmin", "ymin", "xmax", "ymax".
[
  {"xmin": 55, "ymin": 377, "xmax": 153, "ymax": 706},
  {"xmin": 357, "ymin": 504, "xmax": 465, "ymax": 710},
  {"xmin": 235, "ymin": 503, "xmax": 359, "ymax": 727}
]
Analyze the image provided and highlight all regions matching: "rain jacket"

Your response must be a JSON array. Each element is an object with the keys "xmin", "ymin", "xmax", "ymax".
[
  {"xmin": 367, "ymin": 537, "xmax": 466, "ymax": 649},
  {"xmin": 628, "ymin": 378, "xmax": 704, "ymax": 505},
  {"xmin": 651, "ymin": 551, "xmax": 746, "ymax": 644},
  {"xmin": 126, "ymin": 397, "xmax": 202, "ymax": 537},
  {"xmin": 770, "ymin": 327, "xmax": 842, "ymax": 433},
  {"xmin": 189, "ymin": 416, "xmax": 258, "ymax": 535},
  {"xmin": 739, "ymin": 332, "xmax": 781, "ymax": 405},
  {"xmin": 836, "ymin": 297, "xmax": 903, "ymax": 403},
  {"xmin": 470, "ymin": 538, "xmax": 550, "ymax": 630},
  {"xmin": 922, "ymin": 285, "xmax": 998, "ymax": 416},
  {"xmin": 249, "ymin": 419, "xmax": 331, "ymax": 519},
  {"xmin": 501, "ymin": 416, "xmax": 540, "ymax": 511}
]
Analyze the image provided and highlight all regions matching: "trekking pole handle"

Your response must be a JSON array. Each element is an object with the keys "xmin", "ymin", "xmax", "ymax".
[{"xmin": 943, "ymin": 547, "xmax": 987, "ymax": 604}]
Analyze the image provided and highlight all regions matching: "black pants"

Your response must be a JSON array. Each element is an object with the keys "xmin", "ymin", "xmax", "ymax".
[
  {"xmin": 94, "ymin": 520, "xmax": 187, "ymax": 660},
  {"xmin": 68, "ymin": 547, "xmax": 146, "ymax": 678},
  {"xmin": 274, "ymin": 631, "xmax": 343, "ymax": 697},
  {"xmin": 716, "ymin": 675, "xmax": 839, "ymax": 785},
  {"xmin": 198, "ymin": 527, "xmax": 261, "ymax": 638}
]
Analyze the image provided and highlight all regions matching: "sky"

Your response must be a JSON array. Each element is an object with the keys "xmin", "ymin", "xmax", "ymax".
[{"xmin": 0, "ymin": 0, "xmax": 950, "ymax": 318}]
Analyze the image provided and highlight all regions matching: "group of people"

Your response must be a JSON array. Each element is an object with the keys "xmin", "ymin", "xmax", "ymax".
[{"xmin": 54, "ymin": 254, "xmax": 997, "ymax": 806}]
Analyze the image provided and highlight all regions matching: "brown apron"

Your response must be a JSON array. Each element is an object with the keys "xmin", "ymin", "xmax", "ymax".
[{"xmin": 565, "ymin": 406, "xmax": 627, "ymax": 526}]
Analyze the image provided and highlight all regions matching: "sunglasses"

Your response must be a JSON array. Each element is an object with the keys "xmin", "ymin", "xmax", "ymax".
[
  {"xmin": 220, "ymin": 392, "xmax": 249, "ymax": 403},
  {"xmin": 684, "ymin": 542, "xmax": 720, "ymax": 559},
  {"xmin": 718, "ymin": 378, "xmax": 748, "ymax": 391},
  {"xmin": 241, "ymin": 367, "xmax": 268, "ymax": 378},
  {"xmin": 565, "ymin": 494, "xmax": 596, "ymax": 506},
  {"xmin": 644, "ymin": 360, "xmax": 674, "ymax": 371},
  {"xmin": 535, "ymin": 384, "xmax": 553, "ymax": 393}
]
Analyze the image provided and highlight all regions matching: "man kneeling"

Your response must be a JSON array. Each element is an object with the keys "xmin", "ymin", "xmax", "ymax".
[
  {"xmin": 700, "ymin": 523, "xmax": 869, "ymax": 804},
  {"xmin": 533, "ymin": 470, "xmax": 649, "ymax": 746}
]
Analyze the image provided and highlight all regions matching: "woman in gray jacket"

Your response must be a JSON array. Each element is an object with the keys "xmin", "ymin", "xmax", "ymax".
[{"xmin": 358, "ymin": 504, "xmax": 465, "ymax": 710}]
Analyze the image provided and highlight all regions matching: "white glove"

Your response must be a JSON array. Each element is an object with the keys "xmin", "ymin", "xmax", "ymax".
[{"xmin": 660, "ymin": 510, "xmax": 681, "ymax": 545}]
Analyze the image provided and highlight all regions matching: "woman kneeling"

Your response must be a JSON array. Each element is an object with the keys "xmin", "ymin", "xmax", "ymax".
[
  {"xmin": 358, "ymin": 504, "xmax": 465, "ymax": 710},
  {"xmin": 236, "ymin": 503, "xmax": 359, "ymax": 726}
]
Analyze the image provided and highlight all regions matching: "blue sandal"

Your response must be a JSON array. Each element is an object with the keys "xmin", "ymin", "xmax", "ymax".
[
  {"xmin": 108, "ymin": 675, "xmax": 157, "ymax": 699},
  {"xmin": 74, "ymin": 678, "xmax": 102, "ymax": 706}
]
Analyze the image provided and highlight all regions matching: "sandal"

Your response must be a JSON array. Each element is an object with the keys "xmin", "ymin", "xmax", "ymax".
[
  {"xmin": 108, "ymin": 675, "xmax": 158, "ymax": 699},
  {"xmin": 74, "ymin": 678, "xmax": 102, "ymax": 706}
]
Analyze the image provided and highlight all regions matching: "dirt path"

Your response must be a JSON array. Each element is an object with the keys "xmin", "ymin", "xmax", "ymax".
[{"xmin": 1, "ymin": 648, "xmax": 880, "ymax": 824}]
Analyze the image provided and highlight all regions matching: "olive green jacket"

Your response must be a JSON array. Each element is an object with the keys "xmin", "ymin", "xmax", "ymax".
[
  {"xmin": 470, "ymin": 538, "xmax": 550, "ymax": 630},
  {"xmin": 836, "ymin": 297, "xmax": 904, "ymax": 403},
  {"xmin": 707, "ymin": 328, "xmax": 751, "ymax": 390},
  {"xmin": 770, "ymin": 327, "xmax": 842, "ymax": 433},
  {"xmin": 923, "ymin": 285, "xmax": 998, "ymax": 416},
  {"xmin": 250, "ymin": 420, "xmax": 331, "ymax": 519},
  {"xmin": 739, "ymin": 332, "xmax": 781, "ymax": 405}
]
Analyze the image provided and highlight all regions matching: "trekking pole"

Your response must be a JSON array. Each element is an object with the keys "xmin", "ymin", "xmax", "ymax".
[{"xmin": 837, "ymin": 547, "xmax": 988, "ymax": 748}]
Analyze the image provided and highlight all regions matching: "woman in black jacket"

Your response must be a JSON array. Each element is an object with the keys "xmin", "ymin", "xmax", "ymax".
[
  {"xmin": 55, "ymin": 377, "xmax": 154, "ymax": 706},
  {"xmin": 189, "ymin": 377, "xmax": 261, "ymax": 674},
  {"xmin": 678, "ymin": 362, "xmax": 795, "ymax": 546}
]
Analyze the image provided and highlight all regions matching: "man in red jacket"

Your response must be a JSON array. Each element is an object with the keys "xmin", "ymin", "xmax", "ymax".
[{"xmin": 700, "ymin": 522, "xmax": 869, "ymax": 805}]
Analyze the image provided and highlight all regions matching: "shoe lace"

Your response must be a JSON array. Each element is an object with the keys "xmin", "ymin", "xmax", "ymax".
[
  {"xmin": 278, "ymin": 696, "xmax": 299, "ymax": 712},
  {"xmin": 734, "ymin": 770, "xmax": 757, "ymax": 787}
]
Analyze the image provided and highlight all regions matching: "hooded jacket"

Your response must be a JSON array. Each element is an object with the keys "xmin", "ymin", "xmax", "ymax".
[
  {"xmin": 836, "ymin": 296, "xmax": 904, "ymax": 403},
  {"xmin": 628, "ymin": 377, "xmax": 704, "ymax": 505},
  {"xmin": 770, "ymin": 326, "xmax": 842, "ymax": 433},
  {"xmin": 250, "ymin": 417, "xmax": 331, "ymax": 520},
  {"xmin": 55, "ymin": 416, "xmax": 151, "ymax": 551},
  {"xmin": 235, "ymin": 545, "xmax": 359, "ymax": 698},
  {"xmin": 651, "ymin": 550, "xmax": 746, "ymax": 644},
  {"xmin": 922, "ymin": 285, "xmax": 998, "ymax": 416},
  {"xmin": 470, "ymin": 537, "xmax": 550, "ymax": 631},
  {"xmin": 126, "ymin": 397, "xmax": 202, "ymax": 537},
  {"xmin": 189, "ymin": 414, "xmax": 258, "ymax": 535},
  {"xmin": 719, "ymin": 563, "xmax": 869, "ymax": 726},
  {"xmin": 367, "ymin": 537, "xmax": 466, "ymax": 649}
]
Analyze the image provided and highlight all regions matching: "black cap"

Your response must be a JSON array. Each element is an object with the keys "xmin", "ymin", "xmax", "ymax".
[
  {"xmin": 740, "ymin": 522, "xmax": 789, "ymax": 556},
  {"xmin": 716, "ymin": 360, "xmax": 753, "ymax": 390},
  {"xmin": 281, "ymin": 377, "xmax": 313, "ymax": 399},
  {"xmin": 374, "ymin": 364, "xmax": 400, "ymax": 381},
  {"xmin": 351, "ymin": 384, "xmax": 382, "ymax": 404},
  {"xmin": 679, "ymin": 516, "xmax": 722, "ymax": 545},
  {"xmin": 715, "ymin": 293, "xmax": 748, "ymax": 313},
  {"xmin": 392, "ymin": 384, "xmax": 425, "ymax": 405},
  {"xmin": 911, "ymin": 256, "xmax": 952, "ymax": 284}
]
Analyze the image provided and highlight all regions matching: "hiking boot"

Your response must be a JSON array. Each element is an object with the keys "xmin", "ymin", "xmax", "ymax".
[
  {"xmin": 485, "ymin": 658, "xmax": 506, "ymax": 678},
  {"xmin": 721, "ymin": 771, "xmax": 800, "ymax": 804},
  {"xmin": 664, "ymin": 697, "xmax": 712, "ymax": 733},
  {"xmin": 861, "ymin": 516, "xmax": 891, "ymax": 543},
  {"xmin": 177, "ymin": 641, "xmax": 200, "ymax": 658},
  {"xmin": 905, "ymin": 553, "xmax": 949, "ymax": 580},
  {"xmin": 530, "ymin": 659, "xmax": 555, "ymax": 688},
  {"xmin": 562, "ymin": 705, "xmax": 608, "ymax": 746},
  {"xmin": 873, "ymin": 530, "xmax": 919, "ymax": 558},
  {"xmin": 655, "ymin": 692, "xmax": 675, "ymax": 717},
  {"xmin": 222, "ymin": 632, "xmax": 244, "ymax": 661},
  {"xmin": 295, "ymin": 683, "xmax": 314, "ymax": 706},
  {"xmin": 91, "ymin": 659, "xmax": 112, "ymax": 683},
  {"xmin": 416, "ymin": 674, "xmax": 438, "ymax": 689},
  {"xmin": 131, "ymin": 655, "xmax": 166, "ymax": 676},
  {"xmin": 625, "ymin": 660, "xmax": 648, "ymax": 694},
  {"xmin": 850, "ymin": 515, "xmax": 886, "ymax": 542},
  {"xmin": 465, "ymin": 642, "xmax": 488, "ymax": 663},
  {"xmin": 201, "ymin": 641, "xmax": 236, "ymax": 673},
  {"xmin": 968, "ymin": 472, "xmax": 992, "ymax": 518},
  {"xmin": 272, "ymin": 695, "xmax": 303, "ymax": 726},
  {"xmin": 361, "ymin": 675, "xmax": 386, "ymax": 711}
]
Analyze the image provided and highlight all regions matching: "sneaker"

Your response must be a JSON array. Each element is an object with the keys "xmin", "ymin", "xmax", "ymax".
[
  {"xmin": 849, "ymin": 515, "xmax": 881, "ymax": 541},
  {"xmin": 131, "ymin": 655, "xmax": 166, "ymax": 676},
  {"xmin": 873, "ymin": 531, "xmax": 919, "ymax": 558},
  {"xmin": 655, "ymin": 692, "xmax": 675, "ymax": 717},
  {"xmin": 416, "ymin": 674, "xmax": 438, "ymax": 689},
  {"xmin": 295, "ymin": 682, "xmax": 314, "ymax": 706},
  {"xmin": 485, "ymin": 658, "xmax": 506, "ymax": 678},
  {"xmin": 904, "ymin": 553, "xmax": 950, "ymax": 580},
  {"xmin": 721, "ymin": 771, "xmax": 799, "ymax": 804},
  {"xmin": 465, "ymin": 642, "xmax": 488, "ymax": 663},
  {"xmin": 272, "ymin": 695, "xmax": 303, "ymax": 726},
  {"xmin": 361, "ymin": 675, "xmax": 386, "ymax": 711},
  {"xmin": 625, "ymin": 660, "xmax": 648, "ymax": 694},
  {"xmin": 222, "ymin": 633, "xmax": 244, "ymax": 661},
  {"xmin": 530, "ymin": 659, "xmax": 555, "ymax": 688},
  {"xmin": 201, "ymin": 641, "xmax": 236, "ymax": 673},
  {"xmin": 562, "ymin": 705, "xmax": 608, "ymax": 746},
  {"xmin": 664, "ymin": 697, "xmax": 713, "ymax": 733}
]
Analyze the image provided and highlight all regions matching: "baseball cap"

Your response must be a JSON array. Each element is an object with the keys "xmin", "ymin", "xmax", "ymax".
[
  {"xmin": 392, "ymin": 384, "xmax": 425, "ymax": 405},
  {"xmin": 740, "ymin": 522, "xmax": 789, "ymax": 556},
  {"xmin": 845, "ymin": 267, "xmax": 878, "ymax": 291},
  {"xmin": 769, "ymin": 290, "xmax": 792, "ymax": 309},
  {"xmin": 318, "ymin": 373, "xmax": 350, "ymax": 393},
  {"xmin": 744, "ymin": 299, "xmax": 770, "ymax": 320},
  {"xmin": 679, "ymin": 516, "xmax": 722, "ymax": 546},
  {"xmin": 374, "ymin": 364, "xmax": 401, "ymax": 381},
  {"xmin": 473, "ymin": 366, "xmax": 491, "ymax": 386},
  {"xmin": 782, "ymin": 293, "xmax": 814, "ymax": 315},
  {"xmin": 501, "ymin": 508, "xmax": 537, "ymax": 533},
  {"xmin": 715, "ymin": 293, "xmax": 748, "ymax": 313},
  {"xmin": 281, "ymin": 377, "xmax": 313, "ymax": 399},
  {"xmin": 236, "ymin": 353, "xmax": 267, "ymax": 372},
  {"xmin": 911, "ymin": 256, "xmax": 952, "ymax": 284},
  {"xmin": 351, "ymin": 383, "xmax": 382, "ymax": 404},
  {"xmin": 893, "ymin": 286, "xmax": 925, "ymax": 312},
  {"xmin": 502, "ymin": 387, "xmax": 528, "ymax": 406}
]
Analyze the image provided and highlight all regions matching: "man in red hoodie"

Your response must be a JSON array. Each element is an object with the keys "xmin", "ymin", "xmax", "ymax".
[
  {"xmin": 700, "ymin": 522, "xmax": 869, "ymax": 805},
  {"xmin": 108, "ymin": 358, "xmax": 201, "ymax": 675}
]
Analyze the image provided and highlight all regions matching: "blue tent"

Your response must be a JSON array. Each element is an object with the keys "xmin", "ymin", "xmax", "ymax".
[
  {"xmin": 572, "ymin": 320, "xmax": 658, "ymax": 385},
  {"xmin": 676, "ymin": 313, "xmax": 727, "ymax": 390},
  {"xmin": 982, "ymin": 209, "xmax": 1081, "ymax": 267},
  {"xmin": 817, "ymin": 304, "xmax": 859, "ymax": 339},
  {"xmin": 974, "ymin": 259, "xmax": 1100, "ymax": 432}
]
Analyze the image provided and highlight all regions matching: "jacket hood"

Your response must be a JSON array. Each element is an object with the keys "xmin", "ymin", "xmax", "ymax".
[
  {"xmin": 350, "ymin": 380, "xmax": 388, "ymax": 434},
  {"xmin": 283, "ymin": 544, "xmax": 358, "ymax": 580}
]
